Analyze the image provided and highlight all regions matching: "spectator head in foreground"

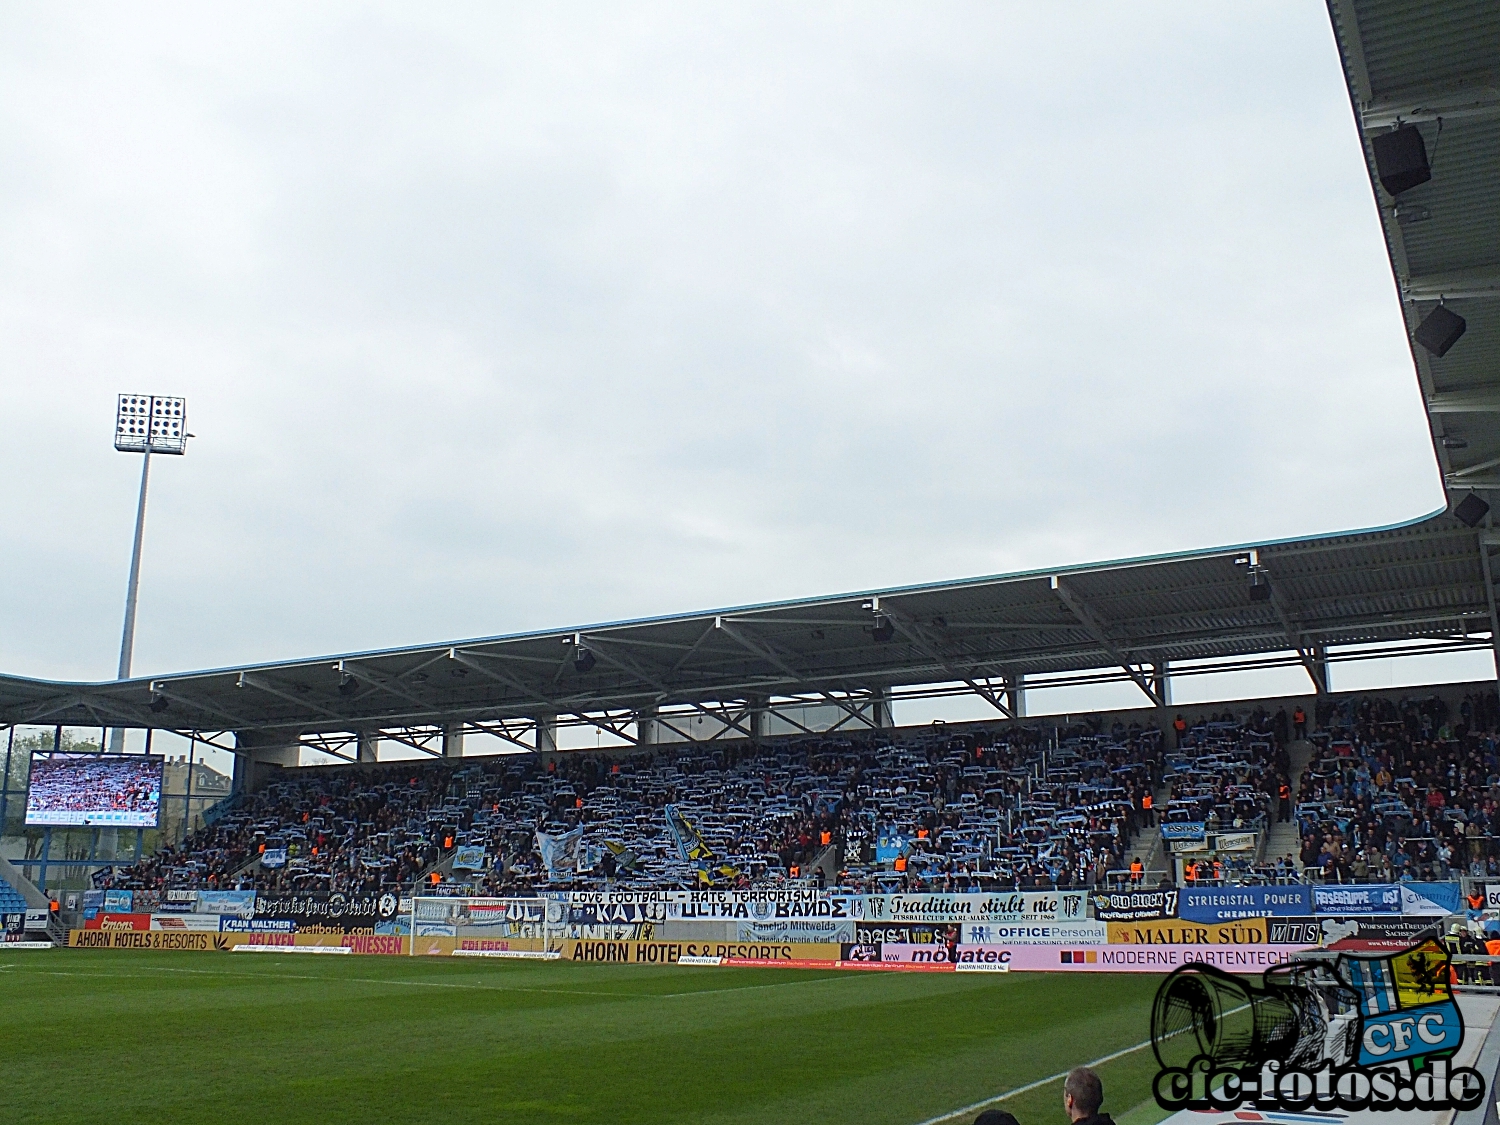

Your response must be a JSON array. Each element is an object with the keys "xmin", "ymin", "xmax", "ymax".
[
  {"xmin": 1064, "ymin": 1067, "xmax": 1113, "ymax": 1125},
  {"xmin": 974, "ymin": 1112, "xmax": 1019, "ymax": 1125}
]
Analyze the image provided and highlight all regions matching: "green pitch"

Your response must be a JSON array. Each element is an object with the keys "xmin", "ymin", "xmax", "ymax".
[{"xmin": 0, "ymin": 951, "xmax": 1171, "ymax": 1125}]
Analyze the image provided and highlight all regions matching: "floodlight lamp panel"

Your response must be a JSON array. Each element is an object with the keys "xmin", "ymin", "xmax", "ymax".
[{"xmin": 114, "ymin": 392, "xmax": 188, "ymax": 454}]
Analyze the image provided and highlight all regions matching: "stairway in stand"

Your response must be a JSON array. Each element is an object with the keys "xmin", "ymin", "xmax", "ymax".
[
  {"xmin": 1262, "ymin": 738, "xmax": 1316, "ymax": 869},
  {"xmin": 1136, "ymin": 780, "xmax": 1170, "ymax": 878}
]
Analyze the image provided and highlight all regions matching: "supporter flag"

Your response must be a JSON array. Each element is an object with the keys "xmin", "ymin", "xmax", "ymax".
[
  {"xmin": 603, "ymin": 840, "xmax": 645, "ymax": 875},
  {"xmin": 534, "ymin": 828, "xmax": 583, "ymax": 880},
  {"xmin": 664, "ymin": 804, "xmax": 738, "ymax": 886}
]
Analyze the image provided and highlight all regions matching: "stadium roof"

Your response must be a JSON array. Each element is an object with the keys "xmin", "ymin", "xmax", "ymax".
[
  {"xmin": 0, "ymin": 508, "xmax": 1492, "ymax": 745},
  {"xmin": 1328, "ymin": 0, "xmax": 1500, "ymax": 491},
  {"xmin": 2, "ymin": 1, "xmax": 1498, "ymax": 751}
]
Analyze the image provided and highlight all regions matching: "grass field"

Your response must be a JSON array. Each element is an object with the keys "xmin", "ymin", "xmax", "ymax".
[{"xmin": 0, "ymin": 951, "xmax": 1173, "ymax": 1125}]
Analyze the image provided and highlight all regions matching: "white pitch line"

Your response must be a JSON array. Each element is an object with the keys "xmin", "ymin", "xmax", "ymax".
[
  {"xmin": 911, "ymin": 1001, "xmax": 1248, "ymax": 1125},
  {"xmin": 909, "ymin": 1036, "xmax": 1157, "ymax": 1125}
]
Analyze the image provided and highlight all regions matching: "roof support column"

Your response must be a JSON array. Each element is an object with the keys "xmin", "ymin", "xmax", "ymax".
[
  {"xmin": 1003, "ymin": 674, "xmax": 1027, "ymax": 719},
  {"xmin": 746, "ymin": 695, "xmax": 768, "ymax": 742},
  {"xmin": 1151, "ymin": 663, "xmax": 1172, "ymax": 708},
  {"xmin": 233, "ymin": 732, "xmax": 300, "ymax": 793},
  {"xmin": 535, "ymin": 714, "xmax": 557, "ymax": 755},
  {"xmin": 356, "ymin": 731, "xmax": 379, "ymax": 764},
  {"xmin": 872, "ymin": 688, "xmax": 893, "ymax": 730},
  {"xmin": 441, "ymin": 723, "xmax": 465, "ymax": 758},
  {"xmin": 1479, "ymin": 530, "xmax": 1500, "ymax": 681},
  {"xmin": 636, "ymin": 705, "xmax": 658, "ymax": 746}
]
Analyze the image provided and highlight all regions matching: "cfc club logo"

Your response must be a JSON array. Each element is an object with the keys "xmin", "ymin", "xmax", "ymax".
[{"xmin": 1150, "ymin": 940, "xmax": 1486, "ymax": 1113}]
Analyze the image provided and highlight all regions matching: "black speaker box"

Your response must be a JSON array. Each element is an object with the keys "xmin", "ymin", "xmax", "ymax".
[
  {"xmin": 1454, "ymin": 493, "xmax": 1490, "ymax": 528},
  {"xmin": 1373, "ymin": 125, "xmax": 1431, "ymax": 196},
  {"xmin": 1414, "ymin": 305, "xmax": 1466, "ymax": 357}
]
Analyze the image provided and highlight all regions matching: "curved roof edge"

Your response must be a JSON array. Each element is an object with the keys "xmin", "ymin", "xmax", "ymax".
[{"xmin": 0, "ymin": 505, "xmax": 1451, "ymax": 694}]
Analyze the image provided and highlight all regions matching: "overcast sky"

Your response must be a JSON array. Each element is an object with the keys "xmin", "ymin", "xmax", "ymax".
[{"xmin": 0, "ymin": 2, "xmax": 1447, "ymax": 687}]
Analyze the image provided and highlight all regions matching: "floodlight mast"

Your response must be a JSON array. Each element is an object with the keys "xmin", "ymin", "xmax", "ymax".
[{"xmin": 111, "ymin": 394, "xmax": 188, "ymax": 750}]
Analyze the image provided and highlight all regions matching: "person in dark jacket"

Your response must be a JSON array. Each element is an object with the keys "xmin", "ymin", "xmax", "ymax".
[
  {"xmin": 973, "ymin": 1112, "xmax": 1019, "ymax": 1125},
  {"xmin": 1064, "ymin": 1067, "xmax": 1115, "ymax": 1125}
]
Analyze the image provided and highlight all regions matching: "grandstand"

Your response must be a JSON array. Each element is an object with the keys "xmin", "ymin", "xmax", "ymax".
[
  {"xmin": 0, "ymin": 0, "xmax": 1493, "ymax": 919},
  {"xmin": 4, "ymin": 3, "xmax": 1500, "ymax": 1124}
]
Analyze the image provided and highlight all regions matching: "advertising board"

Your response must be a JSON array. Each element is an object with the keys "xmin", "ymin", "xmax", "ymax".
[
  {"xmin": 562, "ymin": 940, "xmax": 841, "ymax": 964},
  {"xmin": 1315, "ymin": 915, "xmax": 1447, "ymax": 950},
  {"xmin": 1106, "ymin": 919, "xmax": 1276, "ymax": 945},
  {"xmin": 1178, "ymin": 885, "xmax": 1312, "ymax": 921},
  {"xmin": 1311, "ymin": 884, "xmax": 1403, "ymax": 915},
  {"xmin": 1399, "ymin": 882, "xmax": 1461, "ymax": 916},
  {"xmin": 962, "ymin": 922, "xmax": 1107, "ymax": 945},
  {"xmin": 879, "ymin": 943, "xmax": 1013, "ymax": 967},
  {"xmin": 1091, "ymin": 889, "xmax": 1178, "ymax": 922},
  {"xmin": 68, "ymin": 929, "xmax": 412, "ymax": 954},
  {"xmin": 253, "ymin": 893, "xmax": 400, "ymax": 932},
  {"xmin": 1007, "ymin": 943, "xmax": 1307, "ymax": 973},
  {"xmin": 82, "ymin": 913, "xmax": 151, "ymax": 931}
]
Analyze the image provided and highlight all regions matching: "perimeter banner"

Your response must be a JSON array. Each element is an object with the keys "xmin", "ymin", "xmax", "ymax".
[
  {"xmin": 962, "ymin": 922, "xmax": 1107, "ymax": 945},
  {"xmin": 253, "ymin": 893, "xmax": 401, "ymax": 933},
  {"xmin": 1106, "ymin": 919, "xmax": 1274, "ymax": 945},
  {"xmin": 1178, "ymin": 885, "xmax": 1312, "ymax": 921},
  {"xmin": 855, "ymin": 923, "xmax": 961, "ymax": 945},
  {"xmin": 1311, "ymin": 883, "xmax": 1402, "ymax": 915},
  {"xmin": 1400, "ymin": 882, "xmax": 1462, "ymax": 916},
  {"xmin": 663, "ymin": 890, "xmax": 860, "ymax": 921},
  {"xmin": 862, "ymin": 891, "xmax": 1087, "ymax": 924},
  {"xmin": 1316, "ymin": 914, "xmax": 1448, "ymax": 950},
  {"xmin": 563, "ymin": 940, "xmax": 840, "ymax": 964},
  {"xmin": 734, "ymin": 920, "xmax": 855, "ymax": 943},
  {"xmin": 1091, "ymin": 889, "xmax": 1178, "ymax": 922},
  {"xmin": 68, "ymin": 929, "xmax": 409, "ymax": 954},
  {"xmin": 1009, "ymin": 943, "xmax": 1309, "ymax": 973},
  {"xmin": 873, "ymin": 942, "xmax": 1307, "ymax": 970}
]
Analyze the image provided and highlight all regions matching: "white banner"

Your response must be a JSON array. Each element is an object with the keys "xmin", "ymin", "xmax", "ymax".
[
  {"xmin": 569, "ymin": 890, "xmax": 675, "ymax": 906},
  {"xmin": 734, "ymin": 919, "xmax": 855, "ymax": 942},
  {"xmin": 665, "ymin": 891, "xmax": 861, "ymax": 921},
  {"xmin": 862, "ymin": 891, "xmax": 1087, "ymax": 924},
  {"xmin": 150, "ymin": 914, "xmax": 224, "ymax": 931}
]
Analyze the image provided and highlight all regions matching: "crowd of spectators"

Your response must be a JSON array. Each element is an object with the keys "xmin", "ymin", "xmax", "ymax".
[
  {"xmin": 105, "ymin": 717, "xmax": 1163, "ymax": 896},
  {"xmin": 1293, "ymin": 690, "xmax": 1500, "ymax": 884},
  {"xmin": 101, "ymin": 687, "xmax": 1500, "ymax": 898}
]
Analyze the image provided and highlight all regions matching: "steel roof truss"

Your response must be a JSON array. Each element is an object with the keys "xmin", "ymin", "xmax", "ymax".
[{"xmin": 1051, "ymin": 577, "xmax": 1163, "ymax": 707}]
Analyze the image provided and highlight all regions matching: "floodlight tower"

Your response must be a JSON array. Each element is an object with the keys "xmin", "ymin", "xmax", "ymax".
[{"xmin": 112, "ymin": 395, "xmax": 188, "ymax": 724}]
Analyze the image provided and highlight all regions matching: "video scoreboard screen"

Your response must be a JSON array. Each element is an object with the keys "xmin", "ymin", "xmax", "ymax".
[{"xmin": 24, "ymin": 752, "xmax": 165, "ymax": 828}]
